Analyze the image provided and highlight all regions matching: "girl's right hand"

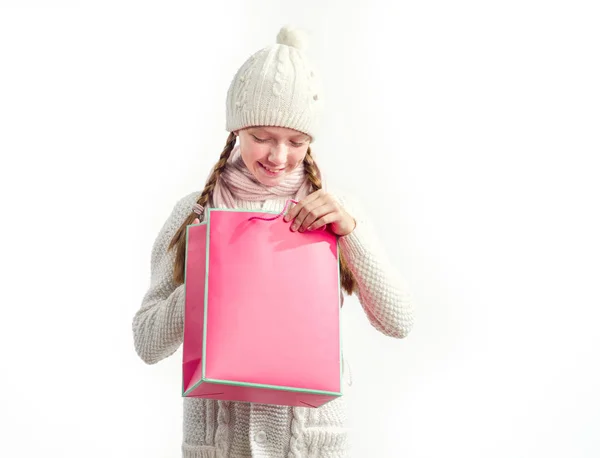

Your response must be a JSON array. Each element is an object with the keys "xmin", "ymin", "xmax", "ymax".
[{"xmin": 192, "ymin": 218, "xmax": 200, "ymax": 225}]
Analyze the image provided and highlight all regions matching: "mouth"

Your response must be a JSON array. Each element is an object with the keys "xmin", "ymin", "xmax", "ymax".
[{"xmin": 259, "ymin": 162, "xmax": 285, "ymax": 176}]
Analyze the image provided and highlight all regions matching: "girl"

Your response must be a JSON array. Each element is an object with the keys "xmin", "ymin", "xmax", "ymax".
[{"xmin": 133, "ymin": 26, "xmax": 415, "ymax": 458}]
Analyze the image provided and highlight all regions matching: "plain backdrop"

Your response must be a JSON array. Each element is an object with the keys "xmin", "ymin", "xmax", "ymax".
[{"xmin": 1, "ymin": 1, "xmax": 599, "ymax": 457}]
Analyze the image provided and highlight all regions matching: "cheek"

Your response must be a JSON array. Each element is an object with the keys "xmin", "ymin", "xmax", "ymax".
[
  {"xmin": 289, "ymin": 149, "xmax": 308, "ymax": 167},
  {"xmin": 240, "ymin": 144, "xmax": 267, "ymax": 166}
]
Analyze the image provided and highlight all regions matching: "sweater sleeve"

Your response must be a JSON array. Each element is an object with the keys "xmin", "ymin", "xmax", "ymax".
[
  {"xmin": 334, "ymin": 192, "xmax": 416, "ymax": 339},
  {"xmin": 132, "ymin": 192, "xmax": 200, "ymax": 364}
]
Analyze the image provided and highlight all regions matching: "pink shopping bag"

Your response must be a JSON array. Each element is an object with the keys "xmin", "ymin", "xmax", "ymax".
[{"xmin": 182, "ymin": 204, "xmax": 342, "ymax": 408}]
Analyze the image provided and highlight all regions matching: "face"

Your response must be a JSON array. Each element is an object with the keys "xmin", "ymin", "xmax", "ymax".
[{"xmin": 235, "ymin": 126, "xmax": 311, "ymax": 186}]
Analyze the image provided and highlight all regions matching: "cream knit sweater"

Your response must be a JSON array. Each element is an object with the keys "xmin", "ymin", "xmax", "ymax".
[{"xmin": 132, "ymin": 190, "xmax": 415, "ymax": 457}]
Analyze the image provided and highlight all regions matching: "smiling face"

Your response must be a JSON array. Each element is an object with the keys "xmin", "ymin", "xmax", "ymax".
[{"xmin": 235, "ymin": 126, "xmax": 311, "ymax": 186}]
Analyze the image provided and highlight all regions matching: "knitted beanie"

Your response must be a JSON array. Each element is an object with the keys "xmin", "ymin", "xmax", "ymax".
[{"xmin": 225, "ymin": 26, "xmax": 322, "ymax": 141}]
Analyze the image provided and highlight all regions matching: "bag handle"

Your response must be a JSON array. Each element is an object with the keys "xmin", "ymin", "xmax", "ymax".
[
  {"xmin": 249, "ymin": 199, "xmax": 327, "ymax": 231},
  {"xmin": 248, "ymin": 199, "xmax": 297, "ymax": 222}
]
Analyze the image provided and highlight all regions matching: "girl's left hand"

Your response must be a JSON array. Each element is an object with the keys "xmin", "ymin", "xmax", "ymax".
[{"xmin": 284, "ymin": 190, "xmax": 356, "ymax": 236}]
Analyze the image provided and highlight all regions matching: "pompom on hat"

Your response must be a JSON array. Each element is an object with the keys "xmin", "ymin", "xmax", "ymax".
[{"xmin": 225, "ymin": 26, "xmax": 322, "ymax": 141}]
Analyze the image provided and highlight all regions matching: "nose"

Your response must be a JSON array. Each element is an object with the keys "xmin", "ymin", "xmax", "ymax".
[{"xmin": 268, "ymin": 143, "xmax": 288, "ymax": 166}]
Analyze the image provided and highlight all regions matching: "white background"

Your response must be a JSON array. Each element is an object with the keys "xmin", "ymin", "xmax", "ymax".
[{"xmin": 1, "ymin": 1, "xmax": 599, "ymax": 457}]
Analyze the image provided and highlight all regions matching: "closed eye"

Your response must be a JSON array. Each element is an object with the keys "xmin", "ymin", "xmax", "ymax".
[
  {"xmin": 252, "ymin": 134, "xmax": 305, "ymax": 147},
  {"xmin": 251, "ymin": 135, "xmax": 268, "ymax": 143}
]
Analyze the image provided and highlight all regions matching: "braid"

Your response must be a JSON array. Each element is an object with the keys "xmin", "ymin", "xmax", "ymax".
[
  {"xmin": 303, "ymin": 148, "xmax": 357, "ymax": 296},
  {"xmin": 195, "ymin": 132, "xmax": 237, "ymax": 212},
  {"xmin": 169, "ymin": 132, "xmax": 237, "ymax": 285},
  {"xmin": 303, "ymin": 146, "xmax": 323, "ymax": 190}
]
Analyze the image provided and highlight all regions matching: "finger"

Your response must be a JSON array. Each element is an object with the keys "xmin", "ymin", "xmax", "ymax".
[
  {"xmin": 307, "ymin": 211, "xmax": 338, "ymax": 231},
  {"xmin": 284, "ymin": 202, "xmax": 299, "ymax": 222},
  {"xmin": 284, "ymin": 190, "xmax": 322, "ymax": 222},
  {"xmin": 298, "ymin": 202, "xmax": 336, "ymax": 232},
  {"xmin": 291, "ymin": 200, "xmax": 328, "ymax": 232},
  {"xmin": 292, "ymin": 198, "xmax": 324, "ymax": 230}
]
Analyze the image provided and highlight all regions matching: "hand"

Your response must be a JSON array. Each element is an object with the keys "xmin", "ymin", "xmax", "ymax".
[{"xmin": 283, "ymin": 190, "xmax": 356, "ymax": 236}]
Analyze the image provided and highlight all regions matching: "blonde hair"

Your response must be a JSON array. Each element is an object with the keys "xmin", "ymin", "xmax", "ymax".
[{"xmin": 168, "ymin": 133, "xmax": 357, "ymax": 295}]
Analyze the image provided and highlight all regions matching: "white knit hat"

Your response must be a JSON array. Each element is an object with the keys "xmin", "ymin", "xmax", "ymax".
[{"xmin": 225, "ymin": 26, "xmax": 322, "ymax": 141}]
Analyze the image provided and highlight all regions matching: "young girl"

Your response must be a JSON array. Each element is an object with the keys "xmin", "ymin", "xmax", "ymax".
[{"xmin": 133, "ymin": 26, "xmax": 415, "ymax": 458}]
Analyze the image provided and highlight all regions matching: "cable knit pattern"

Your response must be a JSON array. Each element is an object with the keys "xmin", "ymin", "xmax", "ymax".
[
  {"xmin": 272, "ymin": 45, "xmax": 287, "ymax": 98},
  {"xmin": 288, "ymin": 405, "xmax": 307, "ymax": 458},
  {"xmin": 215, "ymin": 400, "xmax": 231, "ymax": 456},
  {"xmin": 133, "ymin": 187, "xmax": 415, "ymax": 457}
]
